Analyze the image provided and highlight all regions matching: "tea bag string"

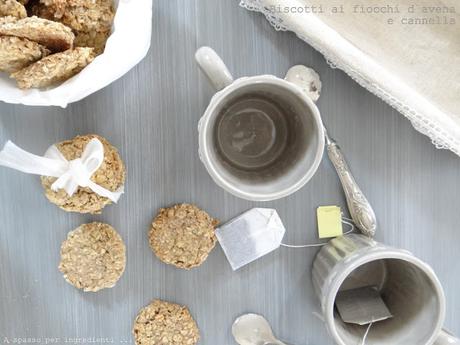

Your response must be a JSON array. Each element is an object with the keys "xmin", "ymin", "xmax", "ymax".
[
  {"xmin": 280, "ymin": 217, "xmax": 355, "ymax": 248},
  {"xmin": 361, "ymin": 321, "xmax": 373, "ymax": 345},
  {"xmin": 312, "ymin": 303, "xmax": 374, "ymax": 345}
]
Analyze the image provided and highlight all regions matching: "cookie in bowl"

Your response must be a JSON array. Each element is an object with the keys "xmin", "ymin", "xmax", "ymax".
[
  {"xmin": 11, "ymin": 46, "xmax": 94, "ymax": 89},
  {"xmin": 0, "ymin": 15, "xmax": 75, "ymax": 51},
  {"xmin": 29, "ymin": 0, "xmax": 115, "ymax": 54},
  {"xmin": 0, "ymin": 0, "xmax": 27, "ymax": 19},
  {"xmin": 0, "ymin": 35, "xmax": 50, "ymax": 73}
]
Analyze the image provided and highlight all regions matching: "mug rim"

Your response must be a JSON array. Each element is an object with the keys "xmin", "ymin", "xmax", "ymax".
[
  {"xmin": 198, "ymin": 75, "xmax": 325, "ymax": 201},
  {"xmin": 324, "ymin": 249, "xmax": 446, "ymax": 345}
]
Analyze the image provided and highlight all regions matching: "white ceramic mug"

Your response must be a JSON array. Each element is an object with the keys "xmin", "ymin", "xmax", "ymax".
[
  {"xmin": 312, "ymin": 234, "xmax": 459, "ymax": 345},
  {"xmin": 195, "ymin": 47, "xmax": 325, "ymax": 201}
]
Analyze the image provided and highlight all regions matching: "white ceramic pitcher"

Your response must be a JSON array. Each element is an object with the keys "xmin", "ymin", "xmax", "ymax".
[
  {"xmin": 195, "ymin": 47, "xmax": 325, "ymax": 201},
  {"xmin": 312, "ymin": 234, "xmax": 459, "ymax": 345}
]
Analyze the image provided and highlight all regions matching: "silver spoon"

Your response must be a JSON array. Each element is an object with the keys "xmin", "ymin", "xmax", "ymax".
[
  {"xmin": 232, "ymin": 314, "xmax": 291, "ymax": 345},
  {"xmin": 324, "ymin": 128, "xmax": 377, "ymax": 237},
  {"xmin": 286, "ymin": 66, "xmax": 377, "ymax": 237}
]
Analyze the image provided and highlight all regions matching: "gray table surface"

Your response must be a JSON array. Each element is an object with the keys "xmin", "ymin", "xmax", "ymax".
[{"xmin": 0, "ymin": 1, "xmax": 459, "ymax": 344}]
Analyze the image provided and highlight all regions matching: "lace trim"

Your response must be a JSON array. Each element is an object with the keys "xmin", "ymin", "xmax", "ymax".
[{"xmin": 240, "ymin": 0, "xmax": 460, "ymax": 156}]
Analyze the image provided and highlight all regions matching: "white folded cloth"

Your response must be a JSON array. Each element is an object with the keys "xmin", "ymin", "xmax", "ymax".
[{"xmin": 241, "ymin": 0, "xmax": 460, "ymax": 156}]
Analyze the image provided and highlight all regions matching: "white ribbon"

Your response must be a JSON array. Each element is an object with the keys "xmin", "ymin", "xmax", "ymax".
[{"xmin": 0, "ymin": 138, "xmax": 123, "ymax": 202}]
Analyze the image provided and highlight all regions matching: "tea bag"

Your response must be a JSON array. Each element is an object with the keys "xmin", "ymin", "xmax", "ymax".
[
  {"xmin": 216, "ymin": 208, "xmax": 285, "ymax": 270},
  {"xmin": 335, "ymin": 286, "xmax": 393, "ymax": 325}
]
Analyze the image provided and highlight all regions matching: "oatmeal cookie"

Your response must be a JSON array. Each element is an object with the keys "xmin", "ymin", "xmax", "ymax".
[
  {"xmin": 11, "ymin": 47, "xmax": 94, "ymax": 89},
  {"xmin": 0, "ymin": 36, "xmax": 49, "ymax": 73},
  {"xmin": 149, "ymin": 204, "xmax": 218, "ymax": 269},
  {"xmin": 61, "ymin": 0, "xmax": 114, "ymax": 32},
  {"xmin": 31, "ymin": 0, "xmax": 114, "ymax": 54},
  {"xmin": 40, "ymin": 134, "xmax": 125, "ymax": 214},
  {"xmin": 0, "ymin": 0, "xmax": 27, "ymax": 18},
  {"xmin": 59, "ymin": 222, "xmax": 126, "ymax": 292},
  {"xmin": 133, "ymin": 300, "xmax": 200, "ymax": 345},
  {"xmin": 0, "ymin": 16, "xmax": 74, "ymax": 51}
]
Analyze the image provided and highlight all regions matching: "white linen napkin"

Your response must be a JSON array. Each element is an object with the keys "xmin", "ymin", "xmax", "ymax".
[{"xmin": 240, "ymin": 0, "xmax": 460, "ymax": 156}]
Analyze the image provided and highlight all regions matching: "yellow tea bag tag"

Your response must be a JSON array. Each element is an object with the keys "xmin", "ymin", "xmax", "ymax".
[{"xmin": 317, "ymin": 206, "xmax": 343, "ymax": 239}]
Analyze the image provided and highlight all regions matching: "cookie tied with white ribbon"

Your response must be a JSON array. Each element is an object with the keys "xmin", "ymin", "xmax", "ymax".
[{"xmin": 0, "ymin": 134, "xmax": 125, "ymax": 214}]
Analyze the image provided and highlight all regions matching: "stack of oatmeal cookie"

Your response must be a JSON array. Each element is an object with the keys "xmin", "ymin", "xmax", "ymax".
[{"xmin": 0, "ymin": 0, "xmax": 115, "ymax": 89}]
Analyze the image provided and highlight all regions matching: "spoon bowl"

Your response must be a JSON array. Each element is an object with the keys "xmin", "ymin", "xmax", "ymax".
[{"xmin": 232, "ymin": 314, "xmax": 288, "ymax": 345}]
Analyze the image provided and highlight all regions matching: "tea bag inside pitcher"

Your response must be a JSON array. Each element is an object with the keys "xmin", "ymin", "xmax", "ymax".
[
  {"xmin": 216, "ymin": 208, "xmax": 285, "ymax": 270},
  {"xmin": 335, "ymin": 286, "xmax": 393, "ymax": 325}
]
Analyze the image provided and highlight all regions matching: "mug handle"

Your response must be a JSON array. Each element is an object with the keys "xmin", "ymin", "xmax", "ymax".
[
  {"xmin": 195, "ymin": 47, "xmax": 234, "ymax": 91},
  {"xmin": 435, "ymin": 329, "xmax": 460, "ymax": 345},
  {"xmin": 285, "ymin": 65, "xmax": 322, "ymax": 102}
]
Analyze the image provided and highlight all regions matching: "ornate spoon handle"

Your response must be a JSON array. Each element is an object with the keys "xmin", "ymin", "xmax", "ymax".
[
  {"xmin": 283, "ymin": 64, "xmax": 376, "ymax": 237},
  {"xmin": 326, "ymin": 134, "xmax": 377, "ymax": 237}
]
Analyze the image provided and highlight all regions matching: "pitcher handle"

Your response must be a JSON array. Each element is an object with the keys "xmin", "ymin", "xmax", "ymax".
[
  {"xmin": 435, "ymin": 329, "xmax": 460, "ymax": 344},
  {"xmin": 195, "ymin": 47, "xmax": 234, "ymax": 91}
]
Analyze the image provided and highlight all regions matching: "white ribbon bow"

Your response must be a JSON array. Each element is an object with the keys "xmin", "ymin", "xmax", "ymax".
[{"xmin": 0, "ymin": 138, "xmax": 123, "ymax": 202}]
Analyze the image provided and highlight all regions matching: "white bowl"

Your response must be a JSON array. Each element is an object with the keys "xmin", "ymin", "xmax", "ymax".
[{"xmin": 0, "ymin": 0, "xmax": 152, "ymax": 107}]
